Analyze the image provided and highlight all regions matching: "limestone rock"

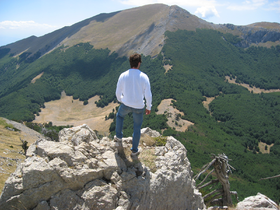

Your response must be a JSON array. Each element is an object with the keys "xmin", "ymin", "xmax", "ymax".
[
  {"xmin": 236, "ymin": 193, "xmax": 279, "ymax": 210},
  {"xmin": 141, "ymin": 127, "xmax": 161, "ymax": 137},
  {"xmin": 0, "ymin": 125, "xmax": 205, "ymax": 210}
]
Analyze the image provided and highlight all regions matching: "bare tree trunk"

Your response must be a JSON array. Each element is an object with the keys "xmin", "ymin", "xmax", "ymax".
[{"xmin": 212, "ymin": 156, "xmax": 232, "ymax": 206}]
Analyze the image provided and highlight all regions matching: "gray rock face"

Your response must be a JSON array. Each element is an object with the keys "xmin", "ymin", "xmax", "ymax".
[
  {"xmin": 223, "ymin": 24, "xmax": 280, "ymax": 47},
  {"xmin": 236, "ymin": 193, "xmax": 279, "ymax": 210},
  {"xmin": 0, "ymin": 124, "xmax": 205, "ymax": 210}
]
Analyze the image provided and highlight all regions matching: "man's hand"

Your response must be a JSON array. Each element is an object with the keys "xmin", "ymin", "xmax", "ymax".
[{"xmin": 145, "ymin": 109, "xmax": 151, "ymax": 115}]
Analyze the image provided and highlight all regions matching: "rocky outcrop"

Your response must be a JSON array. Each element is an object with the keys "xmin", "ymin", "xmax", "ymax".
[
  {"xmin": 0, "ymin": 124, "xmax": 205, "ymax": 210},
  {"xmin": 223, "ymin": 23, "xmax": 280, "ymax": 48},
  {"xmin": 236, "ymin": 193, "xmax": 279, "ymax": 210}
]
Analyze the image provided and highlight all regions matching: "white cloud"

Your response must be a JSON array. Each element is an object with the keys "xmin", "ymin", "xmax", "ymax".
[
  {"xmin": 227, "ymin": 0, "xmax": 268, "ymax": 11},
  {"xmin": 0, "ymin": 20, "xmax": 57, "ymax": 30},
  {"xmin": 119, "ymin": 0, "xmax": 217, "ymax": 7},
  {"xmin": 195, "ymin": 6, "xmax": 220, "ymax": 18},
  {"xmin": 119, "ymin": 0, "xmax": 220, "ymax": 18}
]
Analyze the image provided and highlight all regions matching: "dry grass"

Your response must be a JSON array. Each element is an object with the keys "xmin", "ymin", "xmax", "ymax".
[
  {"xmin": 140, "ymin": 148, "xmax": 157, "ymax": 173},
  {"xmin": 61, "ymin": 4, "xmax": 170, "ymax": 57},
  {"xmin": 33, "ymin": 92, "xmax": 119, "ymax": 136},
  {"xmin": 116, "ymin": 135, "xmax": 159, "ymax": 173},
  {"xmin": 140, "ymin": 134, "xmax": 156, "ymax": 146},
  {"xmin": 0, "ymin": 118, "xmax": 26, "ymax": 194}
]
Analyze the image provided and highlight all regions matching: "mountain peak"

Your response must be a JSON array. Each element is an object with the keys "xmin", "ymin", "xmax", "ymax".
[
  {"xmin": 1, "ymin": 4, "xmax": 279, "ymax": 59},
  {"xmin": 1, "ymin": 4, "xmax": 214, "ymax": 58}
]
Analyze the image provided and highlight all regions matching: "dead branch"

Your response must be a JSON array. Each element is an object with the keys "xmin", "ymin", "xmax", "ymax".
[
  {"xmin": 230, "ymin": 191, "xmax": 239, "ymax": 202},
  {"xmin": 205, "ymin": 193, "xmax": 224, "ymax": 206},
  {"xmin": 194, "ymin": 158, "xmax": 216, "ymax": 180},
  {"xmin": 20, "ymin": 137, "xmax": 28, "ymax": 156},
  {"xmin": 198, "ymin": 179, "xmax": 219, "ymax": 190},
  {"xmin": 203, "ymin": 188, "xmax": 223, "ymax": 200},
  {"xmin": 260, "ymin": 174, "xmax": 280, "ymax": 180},
  {"xmin": 197, "ymin": 169, "xmax": 215, "ymax": 187}
]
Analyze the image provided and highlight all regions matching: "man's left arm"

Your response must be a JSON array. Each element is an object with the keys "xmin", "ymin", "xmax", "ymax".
[{"xmin": 116, "ymin": 76, "xmax": 123, "ymax": 103}]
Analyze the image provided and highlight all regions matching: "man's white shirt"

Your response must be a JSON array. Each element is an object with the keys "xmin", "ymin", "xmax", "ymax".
[{"xmin": 116, "ymin": 69, "xmax": 152, "ymax": 110}]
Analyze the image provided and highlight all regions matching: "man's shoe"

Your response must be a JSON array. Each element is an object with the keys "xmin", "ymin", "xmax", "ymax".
[
  {"xmin": 114, "ymin": 135, "xmax": 122, "ymax": 147},
  {"xmin": 114, "ymin": 135, "xmax": 122, "ymax": 142},
  {"xmin": 131, "ymin": 148, "xmax": 141, "ymax": 157}
]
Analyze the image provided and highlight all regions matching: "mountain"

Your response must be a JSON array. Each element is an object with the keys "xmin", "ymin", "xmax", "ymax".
[
  {"xmin": 0, "ymin": 3, "xmax": 280, "ymax": 204},
  {"xmin": 1, "ymin": 4, "xmax": 279, "ymax": 59},
  {"xmin": 0, "ymin": 4, "xmax": 213, "ymax": 58}
]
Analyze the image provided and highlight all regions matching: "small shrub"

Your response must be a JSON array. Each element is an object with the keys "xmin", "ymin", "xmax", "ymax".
[
  {"xmin": 154, "ymin": 136, "xmax": 167, "ymax": 146},
  {"xmin": 83, "ymin": 100, "xmax": 88, "ymax": 105}
]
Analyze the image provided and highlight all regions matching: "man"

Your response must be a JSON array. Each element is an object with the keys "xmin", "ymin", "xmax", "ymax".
[{"xmin": 115, "ymin": 53, "xmax": 152, "ymax": 156}]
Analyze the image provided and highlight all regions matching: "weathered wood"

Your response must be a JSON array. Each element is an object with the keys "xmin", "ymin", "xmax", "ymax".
[
  {"xmin": 194, "ymin": 158, "xmax": 216, "ymax": 180},
  {"xmin": 195, "ymin": 153, "xmax": 236, "ymax": 207},
  {"xmin": 230, "ymin": 191, "xmax": 239, "ymax": 202},
  {"xmin": 260, "ymin": 174, "xmax": 280, "ymax": 180},
  {"xmin": 198, "ymin": 179, "xmax": 219, "ymax": 190},
  {"xmin": 212, "ymin": 154, "xmax": 233, "ymax": 206},
  {"xmin": 203, "ymin": 188, "xmax": 223, "ymax": 200},
  {"xmin": 206, "ymin": 193, "xmax": 224, "ymax": 206},
  {"xmin": 197, "ymin": 169, "xmax": 215, "ymax": 187}
]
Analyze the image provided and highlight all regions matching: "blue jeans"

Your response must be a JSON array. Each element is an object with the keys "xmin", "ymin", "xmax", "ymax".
[{"xmin": 115, "ymin": 103, "xmax": 144, "ymax": 153}]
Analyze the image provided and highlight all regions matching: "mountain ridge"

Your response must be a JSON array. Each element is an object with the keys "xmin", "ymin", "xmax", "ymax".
[{"xmin": 1, "ymin": 4, "xmax": 279, "ymax": 59}]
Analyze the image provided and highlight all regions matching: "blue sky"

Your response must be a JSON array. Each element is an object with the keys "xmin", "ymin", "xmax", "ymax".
[{"xmin": 0, "ymin": 0, "xmax": 279, "ymax": 47}]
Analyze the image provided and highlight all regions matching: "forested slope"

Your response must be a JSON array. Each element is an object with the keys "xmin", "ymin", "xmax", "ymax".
[
  {"xmin": 157, "ymin": 29, "xmax": 280, "ymax": 202},
  {"xmin": 0, "ymin": 29, "xmax": 280, "ymax": 202}
]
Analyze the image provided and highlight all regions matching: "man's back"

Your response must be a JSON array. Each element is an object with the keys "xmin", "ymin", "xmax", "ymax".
[{"xmin": 116, "ymin": 69, "xmax": 152, "ymax": 110}]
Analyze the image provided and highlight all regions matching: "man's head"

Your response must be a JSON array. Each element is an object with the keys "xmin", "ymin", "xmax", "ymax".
[{"xmin": 129, "ymin": 53, "xmax": 142, "ymax": 68}]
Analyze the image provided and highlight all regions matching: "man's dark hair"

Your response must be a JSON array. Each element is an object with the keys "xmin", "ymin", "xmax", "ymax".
[{"xmin": 129, "ymin": 53, "xmax": 142, "ymax": 68}]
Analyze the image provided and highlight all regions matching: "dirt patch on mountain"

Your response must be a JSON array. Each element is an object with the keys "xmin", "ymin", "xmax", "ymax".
[
  {"xmin": 203, "ymin": 97, "xmax": 216, "ymax": 112},
  {"xmin": 225, "ymin": 76, "xmax": 280, "ymax": 94},
  {"xmin": 163, "ymin": 64, "xmax": 173, "ymax": 73},
  {"xmin": 156, "ymin": 99, "xmax": 194, "ymax": 132},
  {"xmin": 31, "ymin": 72, "xmax": 44, "ymax": 84},
  {"xmin": 259, "ymin": 142, "xmax": 274, "ymax": 154},
  {"xmin": 33, "ymin": 92, "xmax": 119, "ymax": 136}
]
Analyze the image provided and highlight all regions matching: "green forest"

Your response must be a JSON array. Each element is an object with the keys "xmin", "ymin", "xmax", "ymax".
[{"xmin": 0, "ymin": 29, "xmax": 280, "ymax": 203}]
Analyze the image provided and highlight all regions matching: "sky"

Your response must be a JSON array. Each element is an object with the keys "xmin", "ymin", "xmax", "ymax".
[{"xmin": 0, "ymin": 0, "xmax": 279, "ymax": 47}]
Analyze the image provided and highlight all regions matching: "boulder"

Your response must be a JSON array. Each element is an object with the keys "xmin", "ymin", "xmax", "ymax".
[
  {"xmin": 236, "ymin": 192, "xmax": 279, "ymax": 210},
  {"xmin": 0, "ymin": 124, "xmax": 205, "ymax": 210}
]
